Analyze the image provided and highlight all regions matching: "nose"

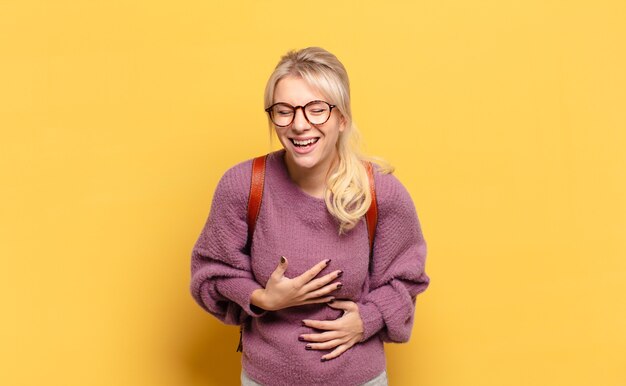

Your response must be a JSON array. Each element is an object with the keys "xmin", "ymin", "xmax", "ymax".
[{"xmin": 291, "ymin": 107, "xmax": 311, "ymax": 132}]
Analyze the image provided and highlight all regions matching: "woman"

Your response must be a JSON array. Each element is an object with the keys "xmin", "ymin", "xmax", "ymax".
[{"xmin": 190, "ymin": 47, "xmax": 429, "ymax": 386}]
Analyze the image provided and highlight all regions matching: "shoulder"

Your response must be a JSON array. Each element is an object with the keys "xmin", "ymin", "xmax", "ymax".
[
  {"xmin": 217, "ymin": 158, "xmax": 252, "ymax": 190},
  {"xmin": 213, "ymin": 151, "xmax": 278, "ymax": 206},
  {"xmin": 368, "ymin": 166, "xmax": 426, "ymax": 248},
  {"xmin": 212, "ymin": 156, "xmax": 255, "ymax": 209},
  {"xmin": 371, "ymin": 166, "xmax": 413, "ymax": 205},
  {"xmin": 371, "ymin": 166, "xmax": 417, "ymax": 217}
]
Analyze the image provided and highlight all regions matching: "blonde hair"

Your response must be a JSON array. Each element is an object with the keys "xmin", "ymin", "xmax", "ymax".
[{"xmin": 264, "ymin": 47, "xmax": 394, "ymax": 234}]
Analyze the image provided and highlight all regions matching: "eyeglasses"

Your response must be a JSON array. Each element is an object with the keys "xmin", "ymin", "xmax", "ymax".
[{"xmin": 264, "ymin": 100, "xmax": 336, "ymax": 127}]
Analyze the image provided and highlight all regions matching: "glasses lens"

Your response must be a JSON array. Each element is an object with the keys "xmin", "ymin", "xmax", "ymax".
[
  {"xmin": 269, "ymin": 103, "xmax": 294, "ymax": 126},
  {"xmin": 304, "ymin": 101, "xmax": 331, "ymax": 125}
]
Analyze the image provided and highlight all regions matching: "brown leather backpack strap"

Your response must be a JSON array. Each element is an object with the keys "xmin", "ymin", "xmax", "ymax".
[
  {"xmin": 364, "ymin": 162, "xmax": 378, "ymax": 255},
  {"xmin": 239, "ymin": 154, "xmax": 267, "ymax": 353},
  {"xmin": 247, "ymin": 154, "xmax": 268, "ymax": 248}
]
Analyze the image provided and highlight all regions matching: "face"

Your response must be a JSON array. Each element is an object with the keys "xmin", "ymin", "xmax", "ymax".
[{"xmin": 271, "ymin": 76, "xmax": 346, "ymax": 176}]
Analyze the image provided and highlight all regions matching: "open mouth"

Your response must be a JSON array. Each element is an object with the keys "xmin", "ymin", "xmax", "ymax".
[{"xmin": 289, "ymin": 137, "xmax": 320, "ymax": 148}]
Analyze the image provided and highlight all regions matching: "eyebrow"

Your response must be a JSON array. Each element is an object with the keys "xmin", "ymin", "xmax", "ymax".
[{"xmin": 272, "ymin": 100, "xmax": 329, "ymax": 106}]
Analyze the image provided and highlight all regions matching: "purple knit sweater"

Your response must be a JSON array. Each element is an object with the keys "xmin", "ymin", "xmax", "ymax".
[{"xmin": 190, "ymin": 149, "xmax": 429, "ymax": 386}]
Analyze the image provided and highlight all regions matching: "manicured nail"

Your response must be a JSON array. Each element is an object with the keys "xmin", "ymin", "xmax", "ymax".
[
  {"xmin": 305, "ymin": 345, "xmax": 312, "ymax": 350},
  {"xmin": 298, "ymin": 336, "xmax": 305, "ymax": 342},
  {"xmin": 327, "ymin": 298, "xmax": 335, "ymax": 304},
  {"xmin": 336, "ymin": 283, "xmax": 343, "ymax": 290},
  {"xmin": 280, "ymin": 256, "xmax": 286, "ymax": 264},
  {"xmin": 301, "ymin": 320, "xmax": 307, "ymax": 326},
  {"xmin": 337, "ymin": 270, "xmax": 343, "ymax": 277},
  {"xmin": 321, "ymin": 357, "xmax": 329, "ymax": 362},
  {"xmin": 325, "ymin": 259, "xmax": 331, "ymax": 265}
]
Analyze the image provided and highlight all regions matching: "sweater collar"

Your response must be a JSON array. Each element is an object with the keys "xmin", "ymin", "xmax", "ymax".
[
  {"xmin": 268, "ymin": 149, "xmax": 328, "ymax": 206},
  {"xmin": 266, "ymin": 149, "xmax": 340, "ymax": 230}
]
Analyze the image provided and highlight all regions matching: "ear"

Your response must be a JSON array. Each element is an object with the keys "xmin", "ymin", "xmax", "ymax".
[{"xmin": 338, "ymin": 114, "xmax": 347, "ymax": 132}]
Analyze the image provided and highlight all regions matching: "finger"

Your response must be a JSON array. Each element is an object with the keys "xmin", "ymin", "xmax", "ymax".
[
  {"xmin": 321, "ymin": 343, "xmax": 352, "ymax": 362},
  {"xmin": 271, "ymin": 256, "xmax": 288, "ymax": 279},
  {"xmin": 302, "ymin": 270, "xmax": 342, "ymax": 293},
  {"xmin": 302, "ymin": 282, "xmax": 342, "ymax": 301},
  {"xmin": 294, "ymin": 259, "xmax": 331, "ymax": 286},
  {"xmin": 305, "ymin": 338, "xmax": 345, "ymax": 351},
  {"xmin": 326, "ymin": 299, "xmax": 357, "ymax": 312},
  {"xmin": 300, "ymin": 330, "xmax": 343, "ymax": 343},
  {"xmin": 297, "ymin": 296, "xmax": 336, "ymax": 306},
  {"xmin": 302, "ymin": 318, "xmax": 338, "ymax": 331}
]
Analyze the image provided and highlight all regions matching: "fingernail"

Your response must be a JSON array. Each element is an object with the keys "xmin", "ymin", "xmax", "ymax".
[
  {"xmin": 321, "ymin": 357, "xmax": 329, "ymax": 362},
  {"xmin": 305, "ymin": 345, "xmax": 312, "ymax": 350},
  {"xmin": 301, "ymin": 320, "xmax": 307, "ymax": 326},
  {"xmin": 280, "ymin": 256, "xmax": 286, "ymax": 264},
  {"xmin": 325, "ymin": 259, "xmax": 331, "ymax": 265},
  {"xmin": 336, "ymin": 283, "xmax": 343, "ymax": 290},
  {"xmin": 327, "ymin": 298, "xmax": 335, "ymax": 304},
  {"xmin": 337, "ymin": 270, "xmax": 343, "ymax": 277},
  {"xmin": 298, "ymin": 336, "xmax": 305, "ymax": 342}
]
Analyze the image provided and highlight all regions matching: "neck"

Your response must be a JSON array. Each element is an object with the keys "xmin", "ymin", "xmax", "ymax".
[{"xmin": 284, "ymin": 151, "xmax": 339, "ymax": 199}]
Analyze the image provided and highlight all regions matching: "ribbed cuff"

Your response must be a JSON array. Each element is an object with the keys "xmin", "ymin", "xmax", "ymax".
[
  {"xmin": 215, "ymin": 277, "xmax": 267, "ymax": 318},
  {"xmin": 358, "ymin": 301, "xmax": 384, "ymax": 342}
]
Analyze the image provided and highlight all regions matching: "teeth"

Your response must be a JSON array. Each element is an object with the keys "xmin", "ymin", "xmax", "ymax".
[{"xmin": 292, "ymin": 138, "xmax": 319, "ymax": 146}]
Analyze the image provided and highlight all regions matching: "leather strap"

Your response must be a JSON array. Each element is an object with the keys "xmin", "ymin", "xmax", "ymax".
[
  {"xmin": 364, "ymin": 162, "xmax": 378, "ymax": 254},
  {"xmin": 246, "ymin": 155, "xmax": 267, "ymax": 248}
]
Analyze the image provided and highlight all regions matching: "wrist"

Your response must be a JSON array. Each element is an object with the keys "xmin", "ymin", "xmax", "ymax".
[
  {"xmin": 251, "ymin": 288, "xmax": 275, "ymax": 311},
  {"xmin": 250, "ymin": 288, "xmax": 265, "ymax": 309}
]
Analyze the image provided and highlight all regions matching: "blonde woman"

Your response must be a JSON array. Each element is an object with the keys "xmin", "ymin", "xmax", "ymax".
[{"xmin": 190, "ymin": 47, "xmax": 430, "ymax": 386}]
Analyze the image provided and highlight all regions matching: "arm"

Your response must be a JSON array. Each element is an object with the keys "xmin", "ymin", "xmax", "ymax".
[
  {"xmin": 190, "ymin": 162, "xmax": 266, "ymax": 325},
  {"xmin": 358, "ymin": 172, "xmax": 430, "ymax": 343}
]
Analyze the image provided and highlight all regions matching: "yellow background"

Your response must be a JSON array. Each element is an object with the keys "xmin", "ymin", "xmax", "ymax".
[{"xmin": 1, "ymin": 1, "xmax": 624, "ymax": 385}]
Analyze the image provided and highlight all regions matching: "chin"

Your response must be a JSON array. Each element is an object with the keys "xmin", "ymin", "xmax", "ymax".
[{"xmin": 287, "ymin": 152, "xmax": 319, "ymax": 169}]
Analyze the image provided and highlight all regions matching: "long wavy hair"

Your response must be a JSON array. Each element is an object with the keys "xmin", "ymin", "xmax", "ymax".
[{"xmin": 264, "ymin": 47, "xmax": 393, "ymax": 234}]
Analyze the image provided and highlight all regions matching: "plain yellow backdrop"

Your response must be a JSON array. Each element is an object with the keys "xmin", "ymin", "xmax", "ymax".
[{"xmin": 1, "ymin": 1, "xmax": 624, "ymax": 385}]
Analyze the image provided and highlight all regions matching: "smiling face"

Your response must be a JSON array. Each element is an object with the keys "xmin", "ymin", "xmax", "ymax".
[{"xmin": 272, "ymin": 75, "xmax": 346, "ymax": 178}]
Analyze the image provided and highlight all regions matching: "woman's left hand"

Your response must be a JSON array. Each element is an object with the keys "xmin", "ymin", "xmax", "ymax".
[{"xmin": 300, "ymin": 300, "xmax": 364, "ymax": 361}]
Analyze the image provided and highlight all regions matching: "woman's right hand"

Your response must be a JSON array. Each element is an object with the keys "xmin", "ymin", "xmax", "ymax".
[{"xmin": 250, "ymin": 256, "xmax": 343, "ymax": 312}]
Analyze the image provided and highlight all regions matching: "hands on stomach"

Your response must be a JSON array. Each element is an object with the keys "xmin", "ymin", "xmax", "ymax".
[
  {"xmin": 249, "ymin": 256, "xmax": 364, "ymax": 361},
  {"xmin": 301, "ymin": 300, "xmax": 364, "ymax": 362}
]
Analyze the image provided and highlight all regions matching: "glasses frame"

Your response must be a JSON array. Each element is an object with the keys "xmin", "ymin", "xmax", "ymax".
[{"xmin": 264, "ymin": 100, "xmax": 336, "ymax": 127}]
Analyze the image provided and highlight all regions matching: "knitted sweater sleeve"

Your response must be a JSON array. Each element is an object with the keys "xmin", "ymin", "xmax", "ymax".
[
  {"xmin": 189, "ymin": 161, "xmax": 266, "ymax": 325},
  {"xmin": 358, "ymin": 172, "xmax": 430, "ymax": 343}
]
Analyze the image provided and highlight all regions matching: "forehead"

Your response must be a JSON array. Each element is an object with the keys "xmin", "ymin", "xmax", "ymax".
[{"xmin": 273, "ymin": 76, "xmax": 327, "ymax": 105}]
